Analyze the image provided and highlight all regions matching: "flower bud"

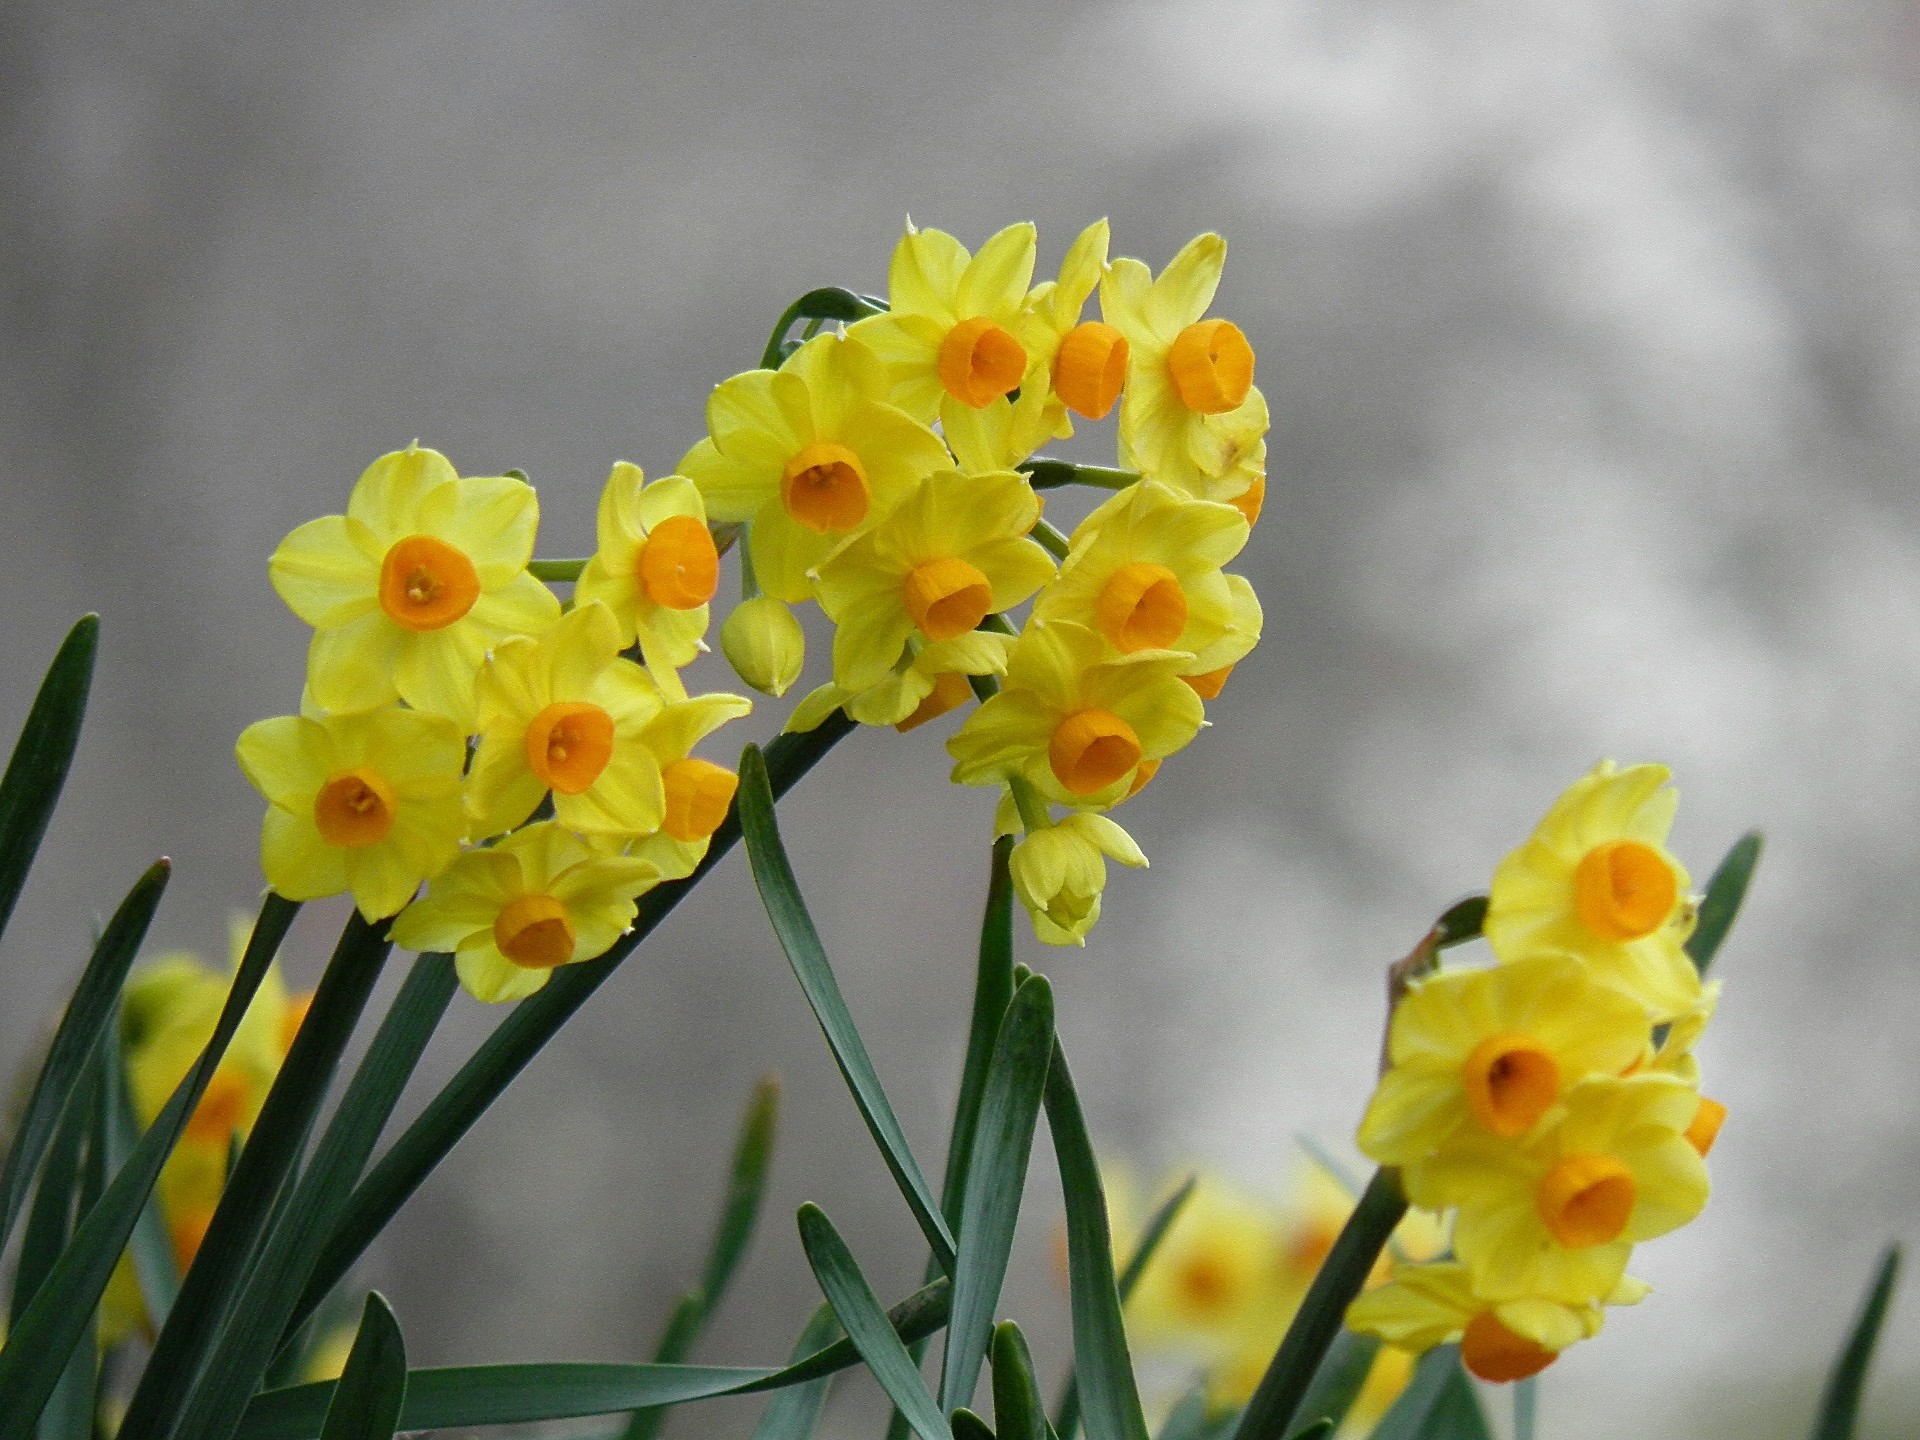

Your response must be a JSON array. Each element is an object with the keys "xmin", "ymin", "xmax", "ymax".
[
  {"xmin": 720, "ymin": 596, "xmax": 805, "ymax": 697},
  {"xmin": 1009, "ymin": 813, "xmax": 1147, "ymax": 946}
]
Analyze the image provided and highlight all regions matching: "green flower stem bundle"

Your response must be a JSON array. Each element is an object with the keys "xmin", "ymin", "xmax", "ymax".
[{"xmin": 0, "ymin": 219, "xmax": 1896, "ymax": 1440}]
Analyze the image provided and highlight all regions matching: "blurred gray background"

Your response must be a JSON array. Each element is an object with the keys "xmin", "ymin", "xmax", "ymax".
[{"xmin": 3, "ymin": 0, "xmax": 1917, "ymax": 1434}]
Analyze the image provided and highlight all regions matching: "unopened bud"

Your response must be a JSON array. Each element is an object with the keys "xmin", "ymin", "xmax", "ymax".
[{"xmin": 720, "ymin": 596, "xmax": 805, "ymax": 697}]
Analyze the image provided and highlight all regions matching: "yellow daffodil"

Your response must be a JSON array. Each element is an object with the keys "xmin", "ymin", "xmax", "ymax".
[
  {"xmin": 621, "ymin": 668, "xmax": 754, "ymax": 882},
  {"xmin": 269, "ymin": 445, "xmax": 559, "ymax": 727},
  {"xmin": 1175, "ymin": 576, "xmax": 1264, "ymax": 702},
  {"xmin": 1027, "ymin": 219, "xmax": 1123, "ymax": 426},
  {"xmin": 1485, "ymin": 762, "xmax": 1703, "ymax": 1021},
  {"xmin": 1643, "ymin": 982, "xmax": 1727, "ymax": 1156},
  {"xmin": 788, "ymin": 631, "xmax": 1012, "ymax": 734},
  {"xmin": 465, "ymin": 602, "xmax": 668, "ymax": 840},
  {"xmin": 575, "ymin": 462, "xmax": 718, "ymax": 670},
  {"xmin": 1358, "ymin": 955, "xmax": 1652, "ymax": 1167},
  {"xmin": 107, "ymin": 926, "xmax": 311, "ymax": 1336},
  {"xmin": 849, "ymin": 221, "xmax": 1041, "ymax": 430},
  {"xmin": 678, "ymin": 334, "xmax": 949, "ymax": 603},
  {"xmin": 392, "ymin": 821, "xmax": 658, "ymax": 1003},
  {"xmin": 1407, "ymin": 1073, "xmax": 1709, "ymax": 1304},
  {"xmin": 942, "ymin": 370, "xmax": 1062, "ymax": 476},
  {"xmin": 1006, "ymin": 811, "xmax": 1147, "ymax": 946},
  {"xmin": 813, "ymin": 469, "xmax": 1055, "ymax": 693},
  {"xmin": 236, "ymin": 706, "xmax": 467, "ymax": 920},
  {"xmin": 1345, "ymin": 1260, "xmax": 1649, "ymax": 1383},
  {"xmin": 1101, "ymin": 235, "xmax": 1269, "ymax": 508},
  {"xmin": 1035, "ymin": 481, "xmax": 1250, "ymax": 669},
  {"xmin": 947, "ymin": 620, "xmax": 1204, "ymax": 809},
  {"xmin": 720, "ymin": 596, "xmax": 808, "ymax": 698}
]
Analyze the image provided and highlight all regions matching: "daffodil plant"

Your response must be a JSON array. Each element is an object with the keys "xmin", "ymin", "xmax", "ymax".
[{"xmin": 0, "ymin": 221, "xmax": 1894, "ymax": 1440}]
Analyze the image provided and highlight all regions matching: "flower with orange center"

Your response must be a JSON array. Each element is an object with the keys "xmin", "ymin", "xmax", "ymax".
[
  {"xmin": 614, "ymin": 665, "xmax": 755, "ymax": 883},
  {"xmin": 269, "ymin": 445, "xmax": 559, "ymax": 727},
  {"xmin": 947, "ymin": 620, "xmax": 1204, "ymax": 808},
  {"xmin": 1358, "ymin": 954, "xmax": 1650, "ymax": 1168},
  {"xmin": 575, "ymin": 462, "xmax": 719, "ymax": 671},
  {"xmin": 813, "ymin": 469, "xmax": 1055, "ymax": 693},
  {"xmin": 787, "ymin": 631, "xmax": 1015, "ymax": 736},
  {"xmin": 847, "ymin": 220, "xmax": 1042, "ymax": 433},
  {"xmin": 1100, "ymin": 234, "xmax": 1270, "ymax": 507},
  {"xmin": 1486, "ymin": 761, "xmax": 1704, "ymax": 1022},
  {"xmin": 465, "ymin": 601, "xmax": 678, "ymax": 841},
  {"xmin": 678, "ymin": 333, "xmax": 949, "ymax": 603},
  {"xmin": 1034, "ymin": 481, "xmax": 1252, "ymax": 675},
  {"xmin": 392, "ymin": 822, "xmax": 657, "ymax": 1004},
  {"xmin": 1345, "ymin": 1260, "xmax": 1649, "ymax": 1385},
  {"xmin": 1407, "ymin": 1073, "xmax": 1708, "ymax": 1304},
  {"xmin": 1016, "ymin": 219, "xmax": 1121, "ymax": 435},
  {"xmin": 236, "ymin": 705, "xmax": 466, "ymax": 920}
]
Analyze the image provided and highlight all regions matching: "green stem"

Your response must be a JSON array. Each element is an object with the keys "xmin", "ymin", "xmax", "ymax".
[
  {"xmin": 528, "ymin": 559, "xmax": 587, "ymax": 583},
  {"xmin": 1019, "ymin": 461, "xmax": 1139, "ymax": 492},
  {"xmin": 1229, "ymin": 1168, "xmax": 1408, "ymax": 1440},
  {"xmin": 1031, "ymin": 519, "xmax": 1071, "ymax": 562},
  {"xmin": 760, "ymin": 288, "xmax": 887, "ymax": 370},
  {"xmin": 1007, "ymin": 778, "xmax": 1051, "ymax": 835},
  {"xmin": 739, "ymin": 528, "xmax": 762, "ymax": 601}
]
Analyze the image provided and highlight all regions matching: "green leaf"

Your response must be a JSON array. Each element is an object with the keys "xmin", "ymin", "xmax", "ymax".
[
  {"xmin": 317, "ymin": 1293, "xmax": 407, "ymax": 1440},
  {"xmin": 1282, "ymin": 1424, "xmax": 1332, "ymax": 1440},
  {"xmin": 1366, "ymin": 1347, "xmax": 1490, "ymax": 1440},
  {"xmin": 748, "ymin": 1305, "xmax": 843, "ymax": 1440},
  {"xmin": 942, "ymin": 837, "xmax": 1017, "ymax": 1225},
  {"xmin": 9, "ymin": 1060, "xmax": 91, "ymax": 1325},
  {"xmin": 796, "ymin": 1204, "xmax": 952, "ymax": 1440},
  {"xmin": 1229, "ymin": 1169, "xmax": 1407, "ymax": 1440},
  {"xmin": 263, "ymin": 953, "xmax": 458, "ymax": 1364},
  {"xmin": 953, "ymin": 1409, "xmax": 997, "ymax": 1440},
  {"xmin": 990, "ymin": 1323, "xmax": 1047, "ymax": 1440},
  {"xmin": 759, "ymin": 289, "xmax": 887, "ymax": 370},
  {"xmin": 1117, "ymin": 1176, "xmax": 1196, "ymax": 1303},
  {"xmin": 740, "ymin": 747, "xmax": 956, "ymax": 1271},
  {"xmin": 123, "ymin": 910, "xmax": 395, "ymax": 1440},
  {"xmin": 940, "ymin": 977, "xmax": 1054, "ymax": 1412},
  {"xmin": 1154, "ymin": 1390, "xmax": 1209, "ymax": 1440},
  {"xmin": 1288, "ymin": 1330, "xmax": 1380, "ymax": 1438},
  {"xmin": 1687, "ymin": 831, "xmax": 1763, "ymax": 977},
  {"xmin": 1042, "ymin": 1044, "xmax": 1148, "ymax": 1440},
  {"xmin": 625, "ymin": 1075, "xmax": 782, "ymax": 1440},
  {"xmin": 291, "ymin": 716, "xmax": 856, "ymax": 1336},
  {"xmin": 0, "ymin": 615, "xmax": 98, "ymax": 950},
  {"xmin": 1512, "ymin": 1374, "xmax": 1536, "ymax": 1440},
  {"xmin": 109, "ymin": 1010, "xmax": 179, "ymax": 1329},
  {"xmin": 0, "ymin": 892, "xmax": 300, "ymax": 1439},
  {"xmin": 0, "ymin": 858, "xmax": 169, "ymax": 1254},
  {"xmin": 1811, "ymin": 1244, "xmax": 1901, "ymax": 1440}
]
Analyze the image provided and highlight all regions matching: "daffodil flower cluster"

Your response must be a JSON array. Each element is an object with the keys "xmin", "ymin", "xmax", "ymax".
[
  {"xmin": 238, "ymin": 447, "xmax": 752, "ymax": 1003},
  {"xmin": 672, "ymin": 219, "xmax": 1269, "ymax": 946},
  {"xmin": 1116, "ymin": 1167, "xmax": 1444, "ymax": 1421},
  {"xmin": 1345, "ymin": 762, "xmax": 1726, "ymax": 1384}
]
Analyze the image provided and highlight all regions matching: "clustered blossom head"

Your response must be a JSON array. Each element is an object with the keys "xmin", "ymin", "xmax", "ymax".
[
  {"xmin": 240, "ymin": 449, "xmax": 752, "ymax": 1003},
  {"xmin": 714, "ymin": 218, "xmax": 1268, "ymax": 946},
  {"xmin": 237, "ymin": 218, "xmax": 1268, "ymax": 983},
  {"xmin": 1346, "ymin": 762, "xmax": 1725, "ymax": 1383}
]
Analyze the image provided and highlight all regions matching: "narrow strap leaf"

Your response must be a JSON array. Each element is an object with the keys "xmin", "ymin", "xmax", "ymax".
[
  {"xmin": 263, "ymin": 953, "xmax": 458, "ymax": 1363},
  {"xmin": 318, "ymin": 1293, "xmax": 407, "ymax": 1440},
  {"xmin": 1512, "ymin": 1374, "xmax": 1536, "ymax": 1440},
  {"xmin": 940, "ymin": 976, "xmax": 1054, "ymax": 1411},
  {"xmin": 941, "ymin": 836, "xmax": 1017, "ymax": 1224},
  {"xmin": 0, "ymin": 892, "xmax": 299, "ymax": 1438},
  {"xmin": 749, "ymin": 1304, "xmax": 843, "ymax": 1440},
  {"xmin": 1282, "ymin": 1424, "xmax": 1332, "ymax": 1440},
  {"xmin": 1042, "ymin": 1043, "xmax": 1149, "ymax": 1440},
  {"xmin": 241, "ymin": 1278, "xmax": 951, "ymax": 1440},
  {"xmin": 7, "ymin": 1058, "xmax": 91, "ymax": 1325},
  {"xmin": 1364, "ymin": 1346, "xmax": 1472, "ymax": 1440},
  {"xmin": 109, "ymin": 1009, "xmax": 179, "ymax": 1328},
  {"xmin": 0, "ymin": 857, "xmax": 169, "ymax": 1253},
  {"xmin": 1153, "ymin": 1390, "xmax": 1209, "ymax": 1440},
  {"xmin": 953, "ymin": 1410, "xmax": 997, "ymax": 1440},
  {"xmin": 289, "ymin": 717, "xmax": 855, "ymax": 1338},
  {"xmin": 1228, "ymin": 1168, "xmax": 1407, "ymax": 1440},
  {"xmin": 625, "ymin": 1075, "xmax": 782, "ymax": 1440},
  {"xmin": 741, "ymin": 746, "xmax": 956, "ymax": 1271},
  {"xmin": 0, "ymin": 614, "xmax": 98, "ymax": 950},
  {"xmin": 1053, "ymin": 1167, "xmax": 1201, "ymax": 1440},
  {"xmin": 1286, "ymin": 1330, "xmax": 1380, "ymax": 1438},
  {"xmin": 124, "ymin": 911, "xmax": 394, "ymax": 1440},
  {"xmin": 796, "ymin": 1204, "xmax": 953, "ymax": 1440},
  {"xmin": 1688, "ymin": 831, "xmax": 1763, "ymax": 976},
  {"xmin": 35, "ymin": 1039, "xmax": 108, "ymax": 1440},
  {"xmin": 1811, "ymin": 1244, "xmax": 1901, "ymax": 1440},
  {"xmin": 990, "ymin": 1322, "xmax": 1047, "ymax": 1440}
]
